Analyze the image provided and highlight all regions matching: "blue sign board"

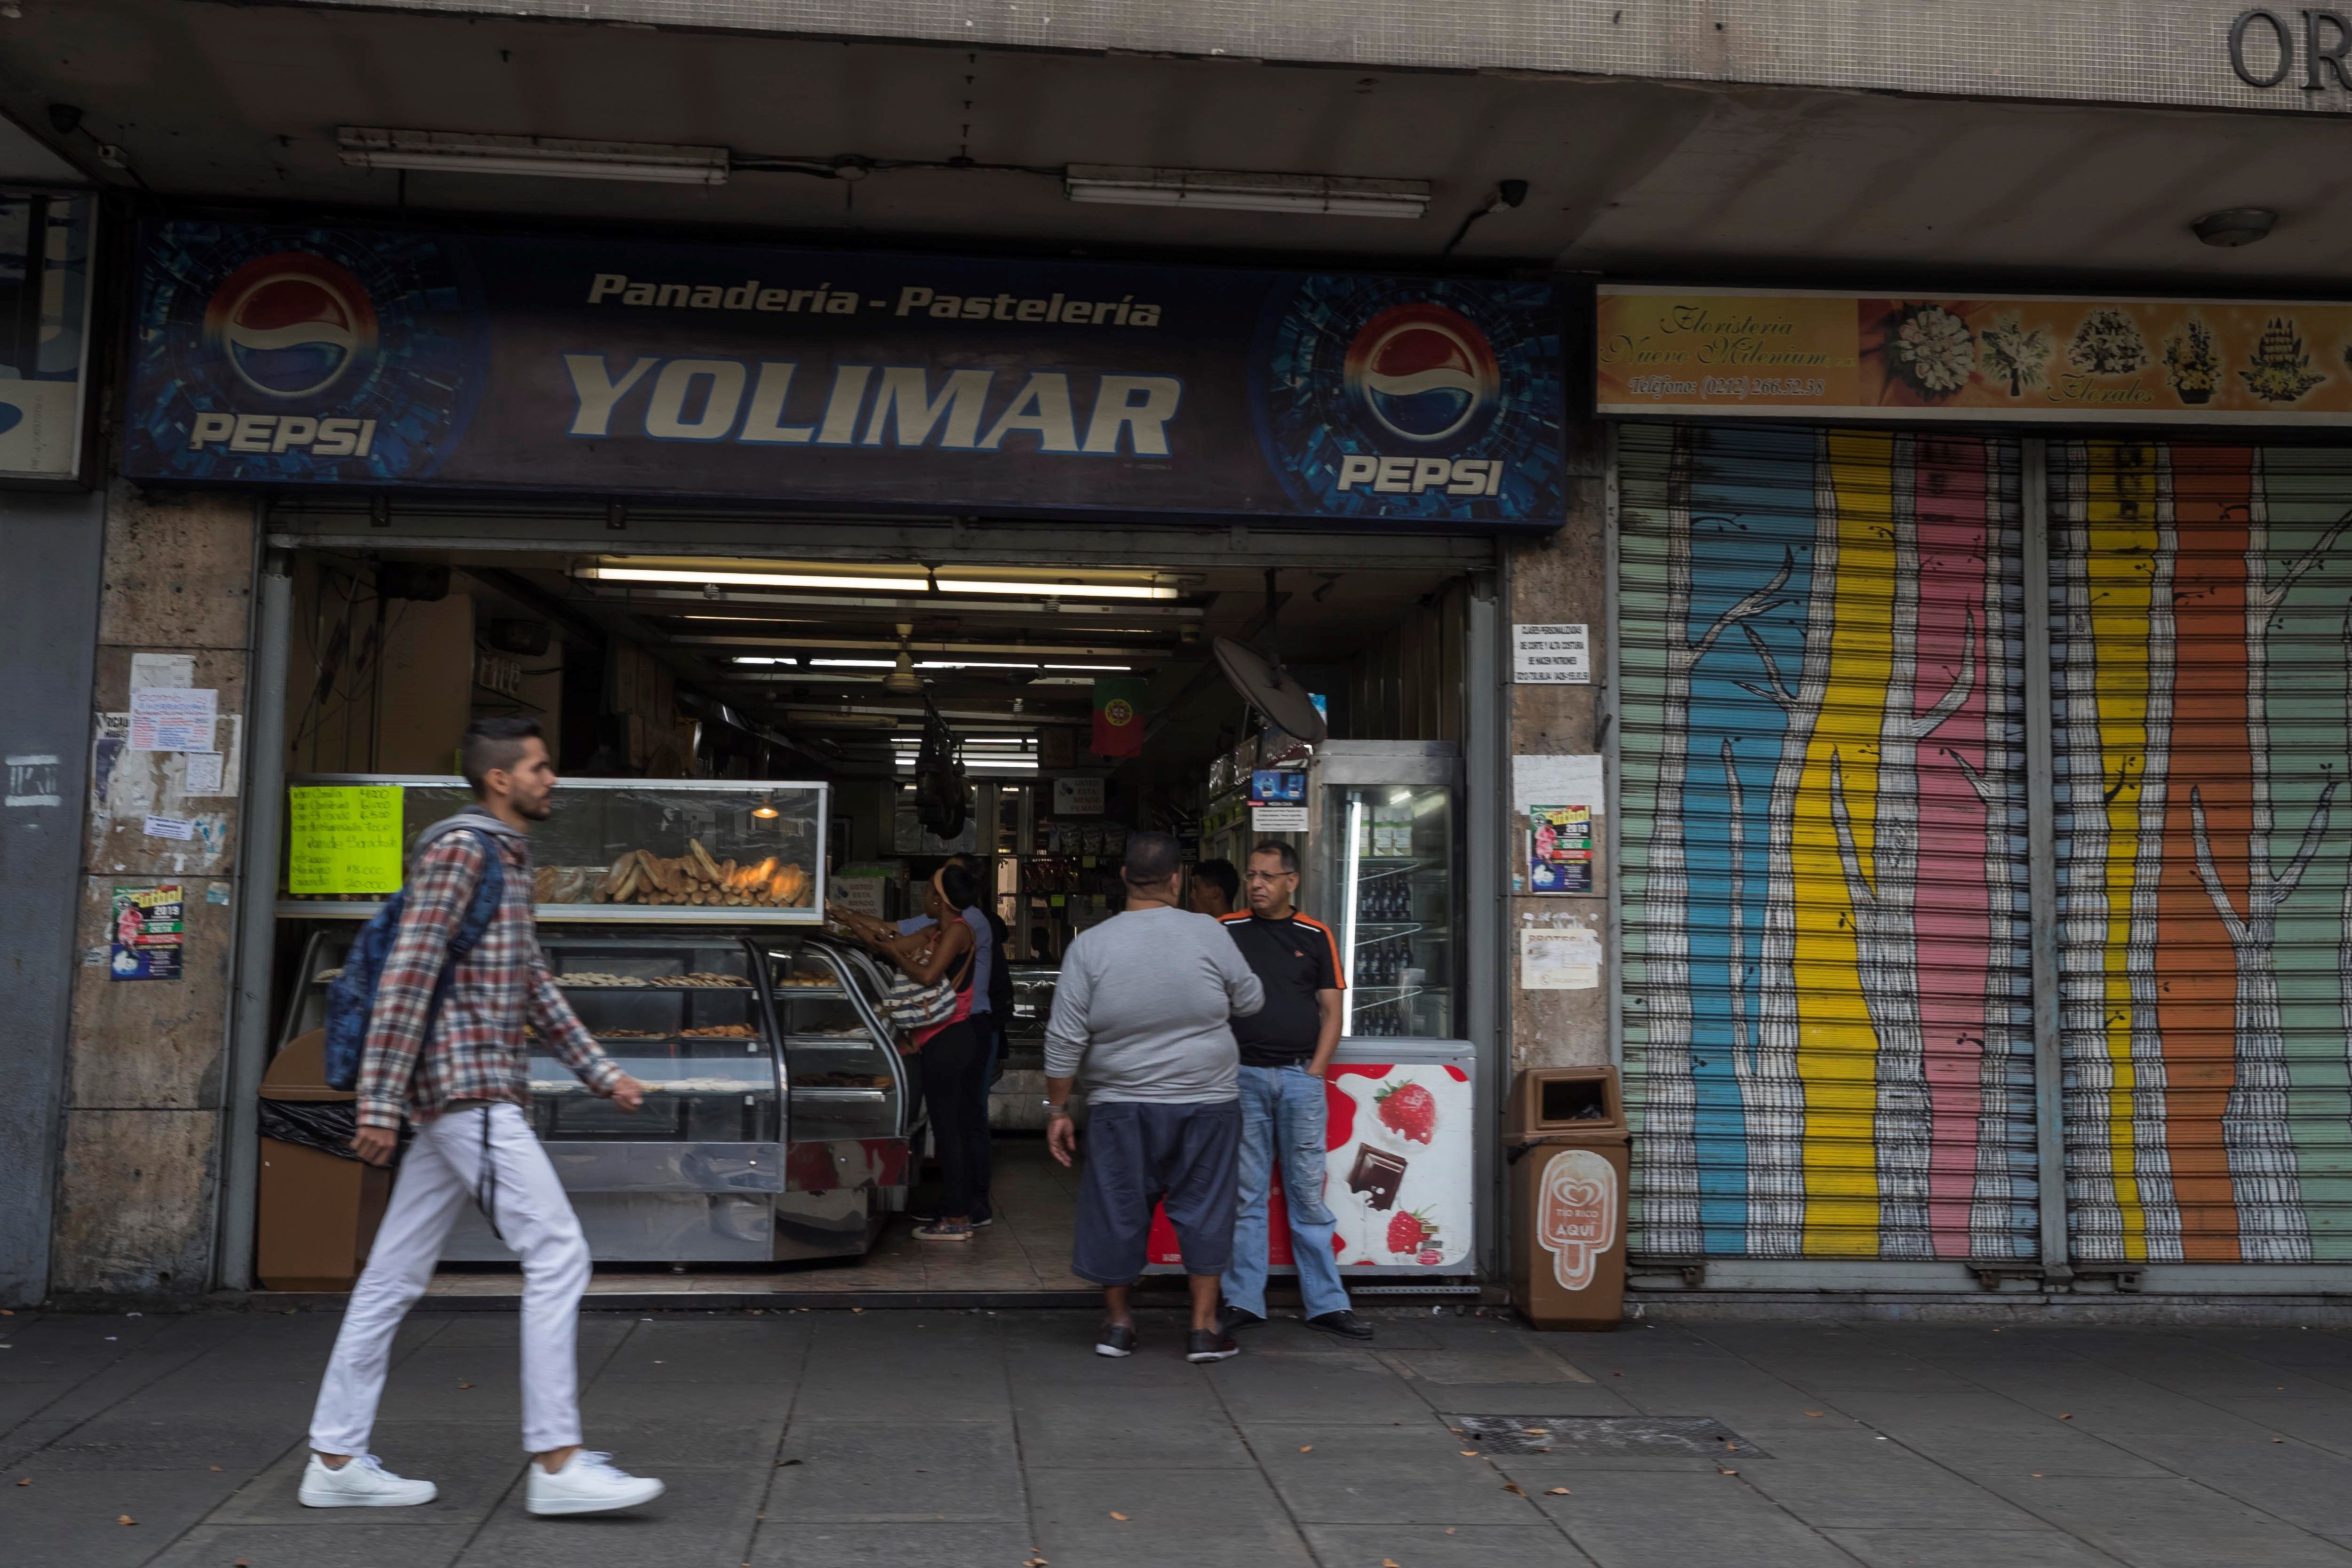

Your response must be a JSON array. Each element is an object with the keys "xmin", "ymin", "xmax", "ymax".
[{"xmin": 120, "ymin": 221, "xmax": 1567, "ymax": 527}]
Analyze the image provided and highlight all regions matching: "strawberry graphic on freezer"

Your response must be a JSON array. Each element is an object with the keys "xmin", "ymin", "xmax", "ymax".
[{"xmin": 1144, "ymin": 1054, "xmax": 1475, "ymax": 1274}]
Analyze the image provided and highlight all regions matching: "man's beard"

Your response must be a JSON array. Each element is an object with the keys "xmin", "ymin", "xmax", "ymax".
[{"xmin": 516, "ymin": 792, "xmax": 555, "ymax": 821}]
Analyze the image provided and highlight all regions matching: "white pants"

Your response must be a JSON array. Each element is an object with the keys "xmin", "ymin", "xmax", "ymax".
[{"xmin": 309, "ymin": 1103, "xmax": 590, "ymax": 1457}]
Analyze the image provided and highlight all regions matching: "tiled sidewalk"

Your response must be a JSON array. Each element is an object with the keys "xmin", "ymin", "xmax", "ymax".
[{"xmin": 7, "ymin": 1305, "xmax": 2352, "ymax": 1566}]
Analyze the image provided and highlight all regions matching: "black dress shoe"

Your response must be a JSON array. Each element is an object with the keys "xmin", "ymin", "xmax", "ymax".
[
  {"xmin": 1220, "ymin": 1304, "xmax": 1268, "ymax": 1332},
  {"xmin": 1185, "ymin": 1327, "xmax": 1240, "ymax": 1363},
  {"xmin": 1095, "ymin": 1322, "xmax": 1138, "ymax": 1358},
  {"xmin": 1304, "ymin": 1309, "xmax": 1375, "ymax": 1341}
]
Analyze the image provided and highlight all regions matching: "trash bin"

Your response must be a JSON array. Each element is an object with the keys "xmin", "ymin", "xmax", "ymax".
[
  {"xmin": 256, "ymin": 1028, "xmax": 392, "ymax": 1291},
  {"xmin": 1505, "ymin": 1067, "xmax": 1629, "ymax": 1331}
]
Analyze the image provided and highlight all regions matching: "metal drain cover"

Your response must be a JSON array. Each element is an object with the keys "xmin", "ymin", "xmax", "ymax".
[{"xmin": 1450, "ymin": 1416, "xmax": 1763, "ymax": 1457}]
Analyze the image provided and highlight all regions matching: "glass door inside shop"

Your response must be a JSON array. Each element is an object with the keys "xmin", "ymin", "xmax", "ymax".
[{"xmin": 1320, "ymin": 778, "xmax": 1456, "ymax": 1040}]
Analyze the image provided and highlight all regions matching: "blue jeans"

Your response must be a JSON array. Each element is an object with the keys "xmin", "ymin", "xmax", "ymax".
[{"xmin": 1225, "ymin": 1063, "xmax": 1351, "ymax": 1319}]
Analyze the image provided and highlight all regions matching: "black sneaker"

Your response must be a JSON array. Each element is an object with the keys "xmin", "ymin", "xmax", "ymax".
[
  {"xmin": 1186, "ymin": 1327, "xmax": 1240, "ymax": 1363},
  {"xmin": 1220, "ymin": 1304, "xmax": 1268, "ymax": 1332},
  {"xmin": 1304, "ymin": 1309, "xmax": 1375, "ymax": 1341},
  {"xmin": 1095, "ymin": 1322, "xmax": 1138, "ymax": 1358}
]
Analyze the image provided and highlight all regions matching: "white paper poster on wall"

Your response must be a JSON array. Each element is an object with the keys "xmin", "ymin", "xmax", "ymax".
[
  {"xmin": 1513, "ymin": 622, "xmax": 1591, "ymax": 683},
  {"xmin": 1513, "ymin": 753, "xmax": 1604, "ymax": 818}
]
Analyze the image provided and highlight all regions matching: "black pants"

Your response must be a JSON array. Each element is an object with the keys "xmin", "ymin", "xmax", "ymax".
[
  {"xmin": 961, "ymin": 1012, "xmax": 1001, "ymax": 1213},
  {"xmin": 919, "ymin": 1019, "xmax": 992, "ymax": 1221}
]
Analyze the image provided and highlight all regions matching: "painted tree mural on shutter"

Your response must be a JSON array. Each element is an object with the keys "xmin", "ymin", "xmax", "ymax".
[
  {"xmin": 1620, "ymin": 424, "xmax": 2036, "ymax": 1259},
  {"xmin": 2053, "ymin": 443, "xmax": 2352, "ymax": 1263}
]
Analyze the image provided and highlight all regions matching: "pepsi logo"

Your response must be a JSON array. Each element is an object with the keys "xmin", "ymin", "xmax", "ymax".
[
  {"xmin": 1342, "ymin": 303, "xmax": 1500, "ymax": 444},
  {"xmin": 202, "ymin": 253, "xmax": 377, "ymax": 399}
]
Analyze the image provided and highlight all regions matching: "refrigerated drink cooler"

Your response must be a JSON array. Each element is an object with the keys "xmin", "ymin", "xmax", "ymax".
[{"xmin": 1152, "ymin": 740, "xmax": 1476, "ymax": 1278}]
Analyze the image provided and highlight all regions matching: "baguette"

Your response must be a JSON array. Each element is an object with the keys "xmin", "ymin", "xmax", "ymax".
[{"xmin": 689, "ymin": 838, "xmax": 724, "ymax": 885}]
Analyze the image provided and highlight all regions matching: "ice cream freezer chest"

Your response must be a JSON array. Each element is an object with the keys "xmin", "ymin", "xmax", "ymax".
[{"xmin": 1147, "ymin": 1040, "xmax": 1477, "ymax": 1276}]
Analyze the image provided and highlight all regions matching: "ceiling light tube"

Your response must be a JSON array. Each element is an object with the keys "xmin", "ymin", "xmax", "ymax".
[
  {"xmin": 1065, "ymin": 164, "xmax": 1428, "ymax": 220},
  {"xmin": 338, "ymin": 127, "xmax": 730, "ymax": 185},
  {"xmin": 587, "ymin": 566, "xmax": 929, "ymax": 592},
  {"xmin": 932, "ymin": 576, "xmax": 1176, "ymax": 600}
]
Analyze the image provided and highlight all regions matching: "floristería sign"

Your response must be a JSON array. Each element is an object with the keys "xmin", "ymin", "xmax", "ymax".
[{"xmin": 1596, "ymin": 285, "xmax": 2352, "ymax": 425}]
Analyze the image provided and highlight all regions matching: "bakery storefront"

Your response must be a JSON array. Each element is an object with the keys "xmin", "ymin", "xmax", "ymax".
[
  {"xmin": 1600, "ymin": 287, "xmax": 2352, "ymax": 1296},
  {"xmin": 119, "ymin": 218, "xmax": 1561, "ymax": 1295}
]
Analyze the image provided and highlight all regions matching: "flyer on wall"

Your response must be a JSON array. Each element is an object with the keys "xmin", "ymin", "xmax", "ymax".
[{"xmin": 110, "ymin": 884, "xmax": 184, "ymax": 980}]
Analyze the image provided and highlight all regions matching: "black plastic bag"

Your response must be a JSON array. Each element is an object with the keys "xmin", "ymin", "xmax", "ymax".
[{"xmin": 258, "ymin": 1098, "xmax": 398, "ymax": 1163}]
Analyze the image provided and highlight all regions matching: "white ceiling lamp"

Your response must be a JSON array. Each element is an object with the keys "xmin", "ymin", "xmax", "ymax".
[
  {"xmin": 1065, "ymin": 164, "xmax": 1428, "ymax": 220},
  {"xmin": 580, "ymin": 559, "xmax": 1177, "ymax": 601},
  {"xmin": 882, "ymin": 624, "xmax": 925, "ymax": 697},
  {"xmin": 338, "ymin": 127, "xmax": 730, "ymax": 185}
]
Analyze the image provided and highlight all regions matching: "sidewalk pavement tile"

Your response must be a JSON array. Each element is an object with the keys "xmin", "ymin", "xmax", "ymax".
[
  {"xmin": 1026, "ymin": 1463, "xmax": 1318, "ymax": 1567},
  {"xmin": 1534, "ymin": 1489, "xmax": 1854, "ymax": 1567},
  {"xmin": 767, "ymin": 1420, "xmax": 1022, "ymax": 1522},
  {"xmin": 0, "ymin": 1465, "xmax": 238, "ymax": 1568},
  {"xmin": 1014, "ymin": 1384, "xmax": 1255, "ymax": 1468},
  {"xmin": 1818, "ymin": 1526, "xmax": 2124, "ymax": 1568},
  {"xmin": 1725, "ymin": 1433, "xmax": 2047, "ymax": 1529},
  {"xmin": 17, "ymin": 1411, "xmax": 300, "ymax": 1473},
  {"xmin": 1971, "ymin": 1474, "xmax": 2352, "ymax": 1567},
  {"xmin": 455, "ymin": 1462, "xmax": 764, "ymax": 1568},
  {"xmin": 1302, "ymin": 1521, "xmax": 1597, "ymax": 1566},
  {"xmin": 206, "ymin": 1421, "xmax": 526, "ymax": 1527},
  {"xmin": 1399, "ymin": 1382, "xmax": 1642, "ymax": 1416},
  {"xmin": 1200, "ymin": 1352, "xmax": 1435, "ymax": 1425},
  {"xmin": 749, "ymin": 1519, "xmax": 1040, "ymax": 1567},
  {"xmin": 0, "ymin": 1380, "xmax": 72, "ymax": 1431},
  {"xmin": 145, "ymin": 1522, "xmax": 474, "ymax": 1568},
  {"xmin": 1245, "ymin": 1422, "xmax": 1552, "ymax": 1525},
  {"xmin": 2078, "ymin": 1434, "xmax": 2352, "ymax": 1536},
  {"xmin": 1878, "ymin": 1425, "xmax": 2175, "ymax": 1480}
]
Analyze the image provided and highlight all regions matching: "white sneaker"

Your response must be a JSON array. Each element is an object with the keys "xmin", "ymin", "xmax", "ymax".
[
  {"xmin": 526, "ymin": 1450, "xmax": 666, "ymax": 1517},
  {"xmin": 299, "ymin": 1452, "xmax": 438, "ymax": 1508}
]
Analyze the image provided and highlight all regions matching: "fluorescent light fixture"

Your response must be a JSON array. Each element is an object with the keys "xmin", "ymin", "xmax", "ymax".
[
  {"xmin": 582, "ymin": 559, "xmax": 1177, "ymax": 601},
  {"xmin": 932, "ymin": 574, "xmax": 1176, "ymax": 600},
  {"xmin": 731, "ymin": 656, "xmax": 800, "ymax": 665},
  {"xmin": 589, "ymin": 566, "xmax": 930, "ymax": 592},
  {"xmin": 1065, "ymin": 164, "xmax": 1428, "ymax": 220},
  {"xmin": 338, "ymin": 127, "xmax": 730, "ymax": 185}
]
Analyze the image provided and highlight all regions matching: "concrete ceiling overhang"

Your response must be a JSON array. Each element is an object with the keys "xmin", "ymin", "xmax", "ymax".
[{"xmin": 6, "ymin": 2, "xmax": 2346, "ymax": 289}]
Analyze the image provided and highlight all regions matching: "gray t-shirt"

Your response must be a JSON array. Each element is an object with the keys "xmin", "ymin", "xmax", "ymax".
[{"xmin": 1042, "ymin": 905, "xmax": 1266, "ymax": 1103}]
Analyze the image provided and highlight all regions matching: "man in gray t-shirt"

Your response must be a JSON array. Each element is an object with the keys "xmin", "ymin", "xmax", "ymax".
[{"xmin": 1046, "ymin": 832, "xmax": 1263, "ymax": 1364}]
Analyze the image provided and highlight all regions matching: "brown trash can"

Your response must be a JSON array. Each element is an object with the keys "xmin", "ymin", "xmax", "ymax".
[
  {"xmin": 1505, "ymin": 1067, "xmax": 1630, "ymax": 1331},
  {"xmin": 256, "ymin": 1029, "xmax": 392, "ymax": 1291}
]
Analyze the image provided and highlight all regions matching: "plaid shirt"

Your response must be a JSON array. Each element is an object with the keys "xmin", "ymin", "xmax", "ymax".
[{"xmin": 357, "ymin": 814, "xmax": 621, "ymax": 1131}]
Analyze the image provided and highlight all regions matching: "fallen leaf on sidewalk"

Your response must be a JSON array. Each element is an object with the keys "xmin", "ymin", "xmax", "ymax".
[
  {"xmin": 2058, "ymin": 1414, "xmax": 2072, "ymax": 1420},
  {"xmin": 1717, "ymin": 1469, "xmax": 1738, "ymax": 1476},
  {"xmin": 118, "ymin": 1515, "xmax": 136, "ymax": 1526},
  {"xmin": 14, "ymin": 1478, "xmax": 26, "ymax": 1487},
  {"xmin": 1501, "ymin": 1482, "xmax": 1526, "ymax": 1496},
  {"xmin": 210, "ymin": 1466, "xmax": 222, "ymax": 1472},
  {"xmin": 1546, "ymin": 1487, "xmax": 1571, "ymax": 1496},
  {"xmin": 457, "ymin": 1382, "xmax": 474, "ymax": 1390},
  {"xmin": 1298, "ymin": 1446, "xmax": 1312, "ymax": 1453},
  {"xmin": 776, "ymin": 1459, "xmax": 803, "ymax": 1467},
  {"xmin": 1805, "ymin": 1411, "xmax": 1823, "ymax": 1417},
  {"xmin": 1109, "ymin": 1511, "xmax": 1130, "ymax": 1521},
  {"xmin": 1459, "ymin": 1450, "xmax": 1480, "ymax": 1457},
  {"xmin": 1384, "ymin": 1559, "xmax": 1401, "ymax": 1567}
]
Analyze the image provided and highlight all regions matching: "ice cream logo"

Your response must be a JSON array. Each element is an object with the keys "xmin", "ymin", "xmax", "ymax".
[{"xmin": 1537, "ymin": 1149, "xmax": 1616, "ymax": 1291}]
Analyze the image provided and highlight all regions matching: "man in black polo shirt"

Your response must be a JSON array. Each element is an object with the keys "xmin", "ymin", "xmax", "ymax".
[{"xmin": 1218, "ymin": 841, "xmax": 1371, "ymax": 1340}]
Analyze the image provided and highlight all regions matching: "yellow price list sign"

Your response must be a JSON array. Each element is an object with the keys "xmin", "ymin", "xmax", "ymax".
[{"xmin": 286, "ymin": 785, "xmax": 405, "ymax": 895}]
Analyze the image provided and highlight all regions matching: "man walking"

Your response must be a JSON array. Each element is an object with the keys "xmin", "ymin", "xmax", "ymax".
[
  {"xmin": 1219, "ymin": 841, "xmax": 1371, "ymax": 1340},
  {"xmin": 1044, "ymin": 831, "xmax": 1264, "ymax": 1362},
  {"xmin": 302, "ymin": 716, "xmax": 665, "ymax": 1517}
]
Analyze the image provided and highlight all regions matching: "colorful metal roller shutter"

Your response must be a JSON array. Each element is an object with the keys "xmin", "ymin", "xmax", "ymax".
[
  {"xmin": 2051, "ymin": 443, "xmax": 2352, "ymax": 1264},
  {"xmin": 1618, "ymin": 424, "xmax": 2037, "ymax": 1260}
]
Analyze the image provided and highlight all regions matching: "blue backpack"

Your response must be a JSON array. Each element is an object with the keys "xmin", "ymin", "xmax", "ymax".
[{"xmin": 324, "ymin": 828, "xmax": 506, "ymax": 1092}]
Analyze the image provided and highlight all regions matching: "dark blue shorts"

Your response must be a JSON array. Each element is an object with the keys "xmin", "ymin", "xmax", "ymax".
[{"xmin": 1072, "ymin": 1099, "xmax": 1243, "ymax": 1285}]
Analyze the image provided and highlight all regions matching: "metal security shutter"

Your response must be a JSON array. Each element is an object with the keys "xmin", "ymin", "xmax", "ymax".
[
  {"xmin": 1618, "ymin": 423, "xmax": 2037, "ymax": 1261},
  {"xmin": 2051, "ymin": 442, "xmax": 2352, "ymax": 1265}
]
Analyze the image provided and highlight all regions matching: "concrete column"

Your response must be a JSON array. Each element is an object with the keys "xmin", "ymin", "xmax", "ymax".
[
  {"xmin": 1503, "ymin": 456, "xmax": 1610, "ymax": 1073},
  {"xmin": 51, "ymin": 484, "xmax": 255, "ymax": 1298},
  {"xmin": 0, "ymin": 486, "xmax": 107, "ymax": 1308}
]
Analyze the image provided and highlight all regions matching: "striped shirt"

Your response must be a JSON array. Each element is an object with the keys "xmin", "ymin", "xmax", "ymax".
[{"xmin": 357, "ymin": 815, "xmax": 621, "ymax": 1131}]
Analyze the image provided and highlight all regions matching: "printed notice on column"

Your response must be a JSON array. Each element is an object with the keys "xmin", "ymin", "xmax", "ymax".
[{"xmin": 1513, "ymin": 623, "xmax": 1590, "ymax": 684}]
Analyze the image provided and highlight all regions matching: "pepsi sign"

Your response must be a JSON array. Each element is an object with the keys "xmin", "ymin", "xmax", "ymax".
[{"xmin": 124, "ymin": 221, "xmax": 1566, "ymax": 528}]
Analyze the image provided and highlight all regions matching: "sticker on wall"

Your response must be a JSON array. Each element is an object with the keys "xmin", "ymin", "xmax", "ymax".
[
  {"xmin": 1521, "ymin": 924, "xmax": 1600, "ymax": 989},
  {"xmin": 110, "ymin": 883, "xmax": 183, "ymax": 980},
  {"xmin": 1528, "ymin": 804, "xmax": 1593, "ymax": 892}
]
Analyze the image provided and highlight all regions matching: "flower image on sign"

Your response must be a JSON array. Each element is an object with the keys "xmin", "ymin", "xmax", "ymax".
[{"xmin": 1597, "ymin": 286, "xmax": 2352, "ymax": 425}]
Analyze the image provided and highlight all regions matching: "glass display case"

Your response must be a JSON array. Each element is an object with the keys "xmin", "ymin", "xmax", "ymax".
[
  {"xmin": 276, "ymin": 775, "xmax": 826, "ymax": 923},
  {"xmin": 267, "ymin": 922, "xmax": 911, "ymax": 1264},
  {"xmin": 1307, "ymin": 742, "xmax": 1460, "ymax": 1042}
]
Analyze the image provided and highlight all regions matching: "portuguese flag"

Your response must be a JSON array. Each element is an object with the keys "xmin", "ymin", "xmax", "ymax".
[{"xmin": 1091, "ymin": 677, "xmax": 1147, "ymax": 757}]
